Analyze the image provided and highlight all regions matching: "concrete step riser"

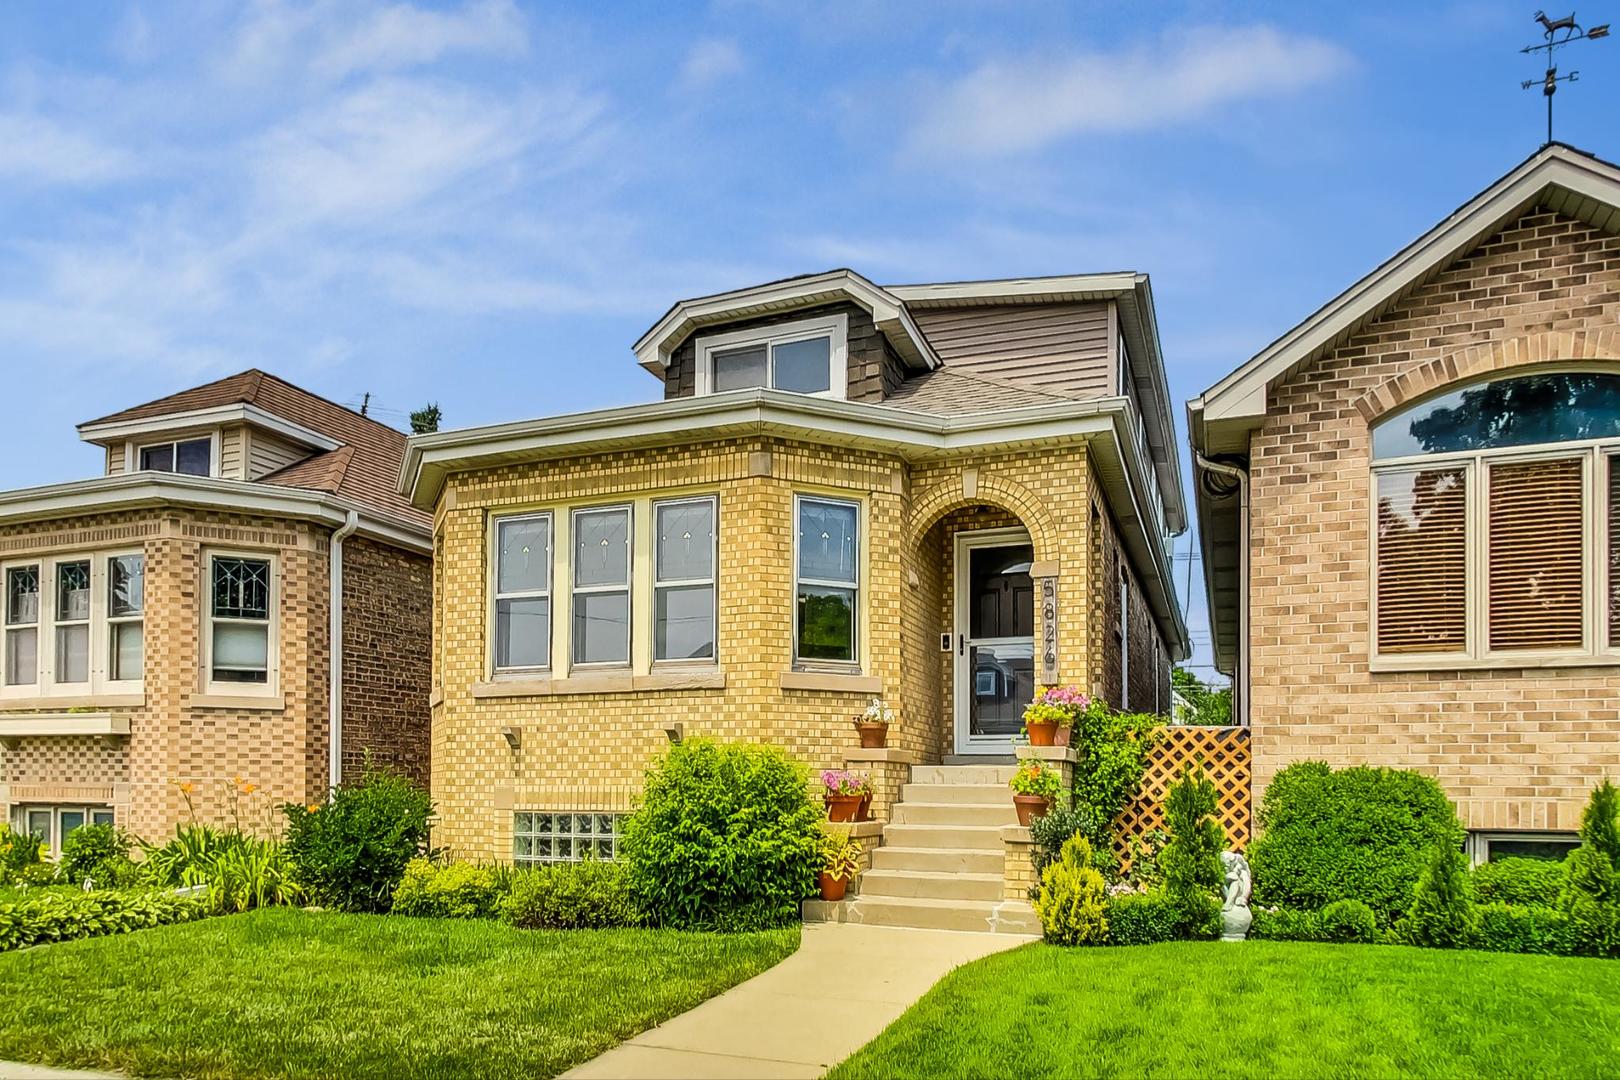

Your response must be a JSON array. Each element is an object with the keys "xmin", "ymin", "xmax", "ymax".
[
  {"xmin": 891, "ymin": 803, "xmax": 1019, "ymax": 827},
  {"xmin": 912, "ymin": 765, "xmax": 1018, "ymax": 785},
  {"xmin": 803, "ymin": 897, "xmax": 1041, "ymax": 935},
  {"xmin": 860, "ymin": 870, "xmax": 1004, "ymax": 902},
  {"xmin": 900, "ymin": 783, "xmax": 1010, "ymax": 804},
  {"xmin": 883, "ymin": 824, "xmax": 1004, "ymax": 851},
  {"xmin": 870, "ymin": 847, "xmax": 1005, "ymax": 874}
]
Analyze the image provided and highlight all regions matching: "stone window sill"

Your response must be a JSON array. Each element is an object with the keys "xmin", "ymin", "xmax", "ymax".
[
  {"xmin": 779, "ymin": 671, "xmax": 882, "ymax": 693},
  {"xmin": 187, "ymin": 694, "xmax": 286, "ymax": 712},
  {"xmin": 472, "ymin": 670, "xmax": 727, "ymax": 699},
  {"xmin": 0, "ymin": 693, "xmax": 144, "ymax": 712}
]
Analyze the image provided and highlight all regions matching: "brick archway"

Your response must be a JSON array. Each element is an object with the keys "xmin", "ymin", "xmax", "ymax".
[
  {"xmin": 1353, "ymin": 329, "xmax": 1620, "ymax": 423},
  {"xmin": 906, "ymin": 472, "xmax": 1059, "ymax": 564}
]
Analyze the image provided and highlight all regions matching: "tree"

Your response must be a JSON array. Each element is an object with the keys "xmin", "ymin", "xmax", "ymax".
[
  {"xmin": 409, "ymin": 403, "xmax": 443, "ymax": 435},
  {"xmin": 1170, "ymin": 667, "xmax": 1232, "ymax": 726},
  {"xmin": 1160, "ymin": 762, "xmax": 1225, "ymax": 937}
]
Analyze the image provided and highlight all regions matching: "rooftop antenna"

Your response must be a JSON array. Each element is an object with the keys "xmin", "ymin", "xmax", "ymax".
[
  {"xmin": 360, "ymin": 391, "xmax": 370, "ymax": 417},
  {"xmin": 1521, "ymin": 10, "xmax": 1609, "ymax": 146}
]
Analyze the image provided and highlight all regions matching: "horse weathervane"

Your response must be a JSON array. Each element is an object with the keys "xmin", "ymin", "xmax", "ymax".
[{"xmin": 1521, "ymin": 10, "xmax": 1609, "ymax": 146}]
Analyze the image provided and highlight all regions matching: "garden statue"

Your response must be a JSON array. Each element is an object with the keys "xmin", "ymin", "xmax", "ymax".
[{"xmin": 1219, "ymin": 851, "xmax": 1252, "ymax": 942}]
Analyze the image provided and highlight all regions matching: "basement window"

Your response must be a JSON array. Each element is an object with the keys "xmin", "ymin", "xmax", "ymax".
[{"xmin": 513, "ymin": 811, "xmax": 621, "ymax": 864}]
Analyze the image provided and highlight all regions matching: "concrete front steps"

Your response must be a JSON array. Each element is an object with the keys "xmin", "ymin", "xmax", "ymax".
[{"xmin": 803, "ymin": 762, "xmax": 1040, "ymax": 935}]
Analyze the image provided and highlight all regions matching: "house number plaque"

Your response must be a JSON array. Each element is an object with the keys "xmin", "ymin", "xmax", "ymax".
[{"xmin": 1038, "ymin": 576, "xmax": 1058, "ymax": 683}]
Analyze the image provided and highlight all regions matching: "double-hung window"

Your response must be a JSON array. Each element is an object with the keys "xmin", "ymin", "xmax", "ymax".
[
  {"xmin": 208, "ymin": 555, "xmax": 273, "ymax": 688},
  {"xmin": 1371, "ymin": 370, "xmax": 1620, "ymax": 665},
  {"xmin": 53, "ymin": 561, "xmax": 92, "ymax": 685},
  {"xmin": 15, "ymin": 805, "xmax": 115, "ymax": 857},
  {"xmin": 795, "ymin": 496, "xmax": 860, "ymax": 665},
  {"xmin": 494, "ymin": 514, "xmax": 552, "ymax": 672},
  {"xmin": 572, "ymin": 506, "xmax": 631, "ymax": 666},
  {"xmin": 654, "ymin": 497, "xmax": 716, "ymax": 662},
  {"xmin": 694, "ymin": 314, "xmax": 848, "ymax": 398},
  {"xmin": 137, "ymin": 437, "xmax": 212, "ymax": 476},
  {"xmin": 4, "ymin": 565, "xmax": 39, "ymax": 687},
  {"xmin": 108, "ymin": 554, "xmax": 145, "ymax": 683},
  {"xmin": 2, "ymin": 554, "xmax": 144, "ymax": 694}
]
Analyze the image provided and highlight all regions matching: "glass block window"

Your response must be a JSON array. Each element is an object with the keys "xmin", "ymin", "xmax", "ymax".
[{"xmin": 513, "ymin": 811, "xmax": 622, "ymax": 865}]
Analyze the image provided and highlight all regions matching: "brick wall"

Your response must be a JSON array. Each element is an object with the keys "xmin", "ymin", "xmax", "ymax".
[
  {"xmin": 1248, "ymin": 207, "xmax": 1620, "ymax": 833},
  {"xmin": 1089, "ymin": 499, "xmax": 1169, "ymax": 712},
  {"xmin": 340, "ymin": 536, "xmax": 432, "ymax": 787}
]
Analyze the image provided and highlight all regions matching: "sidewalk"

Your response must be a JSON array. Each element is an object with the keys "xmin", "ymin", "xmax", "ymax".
[
  {"xmin": 563, "ymin": 921, "xmax": 1034, "ymax": 1080},
  {"xmin": 0, "ymin": 1065, "xmax": 119, "ymax": 1080}
]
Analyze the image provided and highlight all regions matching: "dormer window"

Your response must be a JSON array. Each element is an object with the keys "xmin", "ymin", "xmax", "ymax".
[
  {"xmin": 137, "ymin": 437, "xmax": 213, "ymax": 477},
  {"xmin": 694, "ymin": 314, "xmax": 848, "ymax": 399}
]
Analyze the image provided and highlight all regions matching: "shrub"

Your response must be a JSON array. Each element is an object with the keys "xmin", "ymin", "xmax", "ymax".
[
  {"xmin": 392, "ymin": 859, "xmax": 501, "ymax": 919},
  {"xmin": 1104, "ymin": 891, "xmax": 1180, "ymax": 945},
  {"xmin": 620, "ymin": 739, "xmax": 821, "ymax": 930},
  {"xmin": 1160, "ymin": 763, "xmax": 1225, "ymax": 938},
  {"xmin": 1558, "ymin": 780, "xmax": 1620, "ymax": 957},
  {"xmin": 1029, "ymin": 803, "xmax": 1118, "ymax": 882},
  {"xmin": 1401, "ymin": 842, "xmax": 1476, "ymax": 949},
  {"xmin": 203, "ymin": 837, "xmax": 302, "ymax": 914},
  {"xmin": 282, "ymin": 766, "xmax": 434, "ymax": 913},
  {"xmin": 500, "ymin": 859, "xmax": 640, "ymax": 930},
  {"xmin": 1472, "ymin": 856, "xmax": 1567, "ymax": 907},
  {"xmin": 58, "ymin": 824, "xmax": 138, "ymax": 889},
  {"xmin": 0, "ymin": 826, "xmax": 44, "ymax": 884},
  {"xmin": 1248, "ymin": 762, "xmax": 1464, "ymax": 924},
  {"xmin": 0, "ymin": 889, "xmax": 204, "ymax": 952},
  {"xmin": 1250, "ymin": 907, "xmax": 1321, "ymax": 942},
  {"xmin": 1473, "ymin": 902, "xmax": 1572, "ymax": 955},
  {"xmin": 1033, "ymin": 835, "xmax": 1108, "ymax": 946},
  {"xmin": 1316, "ymin": 899, "xmax": 1382, "ymax": 944},
  {"xmin": 140, "ymin": 823, "xmax": 248, "ymax": 888},
  {"xmin": 1070, "ymin": 704, "xmax": 1162, "ymax": 843}
]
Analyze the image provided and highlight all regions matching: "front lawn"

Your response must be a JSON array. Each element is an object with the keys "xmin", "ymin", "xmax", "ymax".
[
  {"xmin": 0, "ymin": 906, "xmax": 797, "ymax": 1079},
  {"xmin": 831, "ymin": 940, "xmax": 1620, "ymax": 1079}
]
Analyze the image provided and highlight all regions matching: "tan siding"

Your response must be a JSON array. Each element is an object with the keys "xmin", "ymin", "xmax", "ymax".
[
  {"xmin": 105, "ymin": 444, "xmax": 125, "ymax": 475},
  {"xmin": 910, "ymin": 302, "xmax": 1112, "ymax": 399},
  {"xmin": 246, "ymin": 427, "xmax": 311, "ymax": 480},
  {"xmin": 219, "ymin": 425, "xmax": 246, "ymax": 480}
]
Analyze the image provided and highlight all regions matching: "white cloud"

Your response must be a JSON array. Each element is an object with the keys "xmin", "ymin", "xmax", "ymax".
[
  {"xmin": 0, "ymin": 113, "xmax": 136, "ymax": 185},
  {"xmin": 907, "ymin": 25, "xmax": 1352, "ymax": 158},
  {"xmin": 311, "ymin": 0, "xmax": 526, "ymax": 81},
  {"xmin": 677, "ymin": 39, "xmax": 745, "ymax": 90}
]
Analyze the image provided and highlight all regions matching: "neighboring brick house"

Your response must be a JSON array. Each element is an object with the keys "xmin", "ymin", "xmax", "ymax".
[
  {"xmin": 0, "ymin": 370, "xmax": 431, "ymax": 851},
  {"xmin": 1191, "ymin": 143, "xmax": 1620, "ymax": 863},
  {"xmin": 403, "ymin": 269, "xmax": 1189, "ymax": 883}
]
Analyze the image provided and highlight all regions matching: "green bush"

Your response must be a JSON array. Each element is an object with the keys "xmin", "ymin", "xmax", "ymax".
[
  {"xmin": 1029, "ymin": 803, "xmax": 1118, "ymax": 882},
  {"xmin": 1473, "ymin": 902, "xmax": 1572, "ymax": 955},
  {"xmin": 619, "ymin": 740, "xmax": 821, "ymax": 930},
  {"xmin": 392, "ymin": 859, "xmax": 501, "ymax": 919},
  {"xmin": 58, "ymin": 824, "xmax": 137, "ymax": 888},
  {"xmin": 1070, "ymin": 704, "xmax": 1162, "ymax": 847},
  {"xmin": 1033, "ymin": 835, "xmax": 1109, "ymax": 946},
  {"xmin": 1558, "ymin": 781, "xmax": 1620, "ymax": 957},
  {"xmin": 1316, "ymin": 899, "xmax": 1382, "ymax": 944},
  {"xmin": 1401, "ymin": 842, "xmax": 1476, "ymax": 949},
  {"xmin": 282, "ymin": 767, "xmax": 434, "ymax": 913},
  {"xmin": 500, "ymin": 859, "xmax": 640, "ymax": 930},
  {"xmin": 1161, "ymin": 763, "xmax": 1225, "ymax": 938},
  {"xmin": 1249, "ymin": 762, "xmax": 1464, "ymax": 924},
  {"xmin": 1249, "ymin": 907, "xmax": 1321, "ymax": 942},
  {"xmin": 1103, "ymin": 891, "xmax": 1180, "ymax": 945},
  {"xmin": 1473, "ymin": 856, "xmax": 1567, "ymax": 907},
  {"xmin": 0, "ymin": 889, "xmax": 204, "ymax": 952},
  {"xmin": 0, "ymin": 826, "xmax": 43, "ymax": 884}
]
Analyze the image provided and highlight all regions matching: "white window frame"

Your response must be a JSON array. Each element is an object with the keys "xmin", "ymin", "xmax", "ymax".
[
  {"xmin": 129, "ymin": 431, "xmax": 220, "ymax": 478},
  {"xmin": 106, "ymin": 553, "xmax": 145, "ymax": 691},
  {"xmin": 3, "ymin": 561, "xmax": 40, "ymax": 692},
  {"xmin": 13, "ymin": 804, "xmax": 115, "ymax": 858},
  {"xmin": 0, "ymin": 550, "xmax": 145, "ymax": 699},
  {"xmin": 1118, "ymin": 564, "xmax": 1130, "ymax": 709},
  {"xmin": 1369, "ymin": 436, "xmax": 1620, "ymax": 670},
  {"xmin": 693, "ymin": 313, "xmax": 848, "ymax": 400},
  {"xmin": 570, "ymin": 505, "xmax": 633, "ymax": 668},
  {"xmin": 51, "ymin": 558, "xmax": 93, "ymax": 687},
  {"xmin": 490, "ymin": 512, "xmax": 554, "ymax": 676},
  {"xmin": 652, "ymin": 496, "xmax": 719, "ymax": 666},
  {"xmin": 792, "ymin": 494, "xmax": 862, "ymax": 671},
  {"xmin": 1465, "ymin": 829, "xmax": 1581, "ymax": 866},
  {"xmin": 203, "ymin": 550, "xmax": 279, "ymax": 696}
]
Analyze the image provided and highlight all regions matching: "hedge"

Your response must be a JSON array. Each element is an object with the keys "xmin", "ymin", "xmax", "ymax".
[{"xmin": 0, "ymin": 889, "xmax": 204, "ymax": 952}]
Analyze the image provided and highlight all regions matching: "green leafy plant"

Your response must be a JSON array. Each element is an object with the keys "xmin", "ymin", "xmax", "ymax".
[
  {"xmin": 1401, "ymin": 842, "xmax": 1476, "ymax": 949},
  {"xmin": 1473, "ymin": 902, "xmax": 1572, "ymax": 955},
  {"xmin": 500, "ymin": 859, "xmax": 640, "ymax": 930},
  {"xmin": 1472, "ymin": 856, "xmax": 1567, "ymax": 907},
  {"xmin": 204, "ymin": 837, "xmax": 303, "ymax": 915},
  {"xmin": 1069, "ymin": 703, "xmax": 1163, "ymax": 852},
  {"xmin": 282, "ymin": 766, "xmax": 434, "ymax": 914},
  {"xmin": 1160, "ymin": 762, "xmax": 1225, "ymax": 938},
  {"xmin": 0, "ymin": 826, "xmax": 44, "ymax": 885},
  {"xmin": 1316, "ymin": 899, "xmax": 1382, "ymax": 944},
  {"xmin": 619, "ymin": 739, "xmax": 822, "ymax": 930},
  {"xmin": 819, "ymin": 830, "xmax": 863, "ymax": 884},
  {"xmin": 1103, "ymin": 891, "xmax": 1180, "ymax": 945},
  {"xmin": 392, "ymin": 859, "xmax": 501, "ymax": 919},
  {"xmin": 1029, "ymin": 803, "xmax": 1118, "ymax": 881},
  {"xmin": 140, "ymin": 823, "xmax": 247, "ymax": 888},
  {"xmin": 0, "ymin": 889, "xmax": 204, "ymax": 952},
  {"xmin": 1248, "ymin": 762, "xmax": 1465, "ymax": 925},
  {"xmin": 58, "ymin": 824, "xmax": 137, "ymax": 889},
  {"xmin": 1009, "ymin": 759, "xmax": 1063, "ymax": 800},
  {"xmin": 1033, "ymin": 834, "xmax": 1109, "ymax": 946},
  {"xmin": 1249, "ymin": 907, "xmax": 1321, "ymax": 942},
  {"xmin": 1557, "ymin": 780, "xmax": 1620, "ymax": 957}
]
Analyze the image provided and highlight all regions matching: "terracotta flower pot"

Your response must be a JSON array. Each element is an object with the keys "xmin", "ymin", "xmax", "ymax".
[
  {"xmin": 858, "ymin": 792, "xmax": 872, "ymax": 821},
  {"xmin": 1026, "ymin": 720, "xmax": 1058, "ymax": 747},
  {"xmin": 1013, "ymin": 793, "xmax": 1052, "ymax": 827},
  {"xmin": 825, "ymin": 793, "xmax": 864, "ymax": 822},
  {"xmin": 855, "ymin": 720, "xmax": 888, "ymax": 749},
  {"xmin": 818, "ymin": 871, "xmax": 849, "ymax": 902},
  {"xmin": 1055, "ymin": 724, "xmax": 1071, "ymax": 747}
]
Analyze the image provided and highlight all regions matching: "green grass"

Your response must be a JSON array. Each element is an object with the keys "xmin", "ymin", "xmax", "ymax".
[
  {"xmin": 831, "ymin": 940, "xmax": 1620, "ymax": 1080},
  {"xmin": 0, "ymin": 906, "xmax": 798, "ymax": 1079}
]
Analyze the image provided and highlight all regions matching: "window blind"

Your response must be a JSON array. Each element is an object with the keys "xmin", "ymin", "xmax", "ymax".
[
  {"xmin": 1489, "ymin": 457, "xmax": 1585, "ymax": 651},
  {"xmin": 1376, "ymin": 468, "xmax": 1468, "ymax": 653}
]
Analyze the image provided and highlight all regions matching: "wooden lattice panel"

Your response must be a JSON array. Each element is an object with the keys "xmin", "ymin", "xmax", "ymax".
[{"xmin": 1114, "ymin": 725, "xmax": 1251, "ymax": 863}]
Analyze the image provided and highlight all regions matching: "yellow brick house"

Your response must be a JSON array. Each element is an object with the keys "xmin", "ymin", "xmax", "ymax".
[{"xmin": 406, "ymin": 269, "xmax": 1188, "ymax": 898}]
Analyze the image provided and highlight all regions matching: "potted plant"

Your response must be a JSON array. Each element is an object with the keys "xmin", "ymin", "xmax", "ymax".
[
  {"xmin": 1022, "ymin": 686, "xmax": 1087, "ymax": 747},
  {"xmin": 822, "ymin": 769, "xmax": 872, "ymax": 823},
  {"xmin": 1009, "ymin": 758, "xmax": 1063, "ymax": 826},
  {"xmin": 818, "ymin": 828, "xmax": 864, "ymax": 901},
  {"xmin": 854, "ymin": 697, "xmax": 895, "ymax": 749}
]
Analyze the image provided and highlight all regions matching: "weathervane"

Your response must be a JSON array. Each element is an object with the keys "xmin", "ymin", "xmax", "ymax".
[{"xmin": 1521, "ymin": 10, "xmax": 1609, "ymax": 146}]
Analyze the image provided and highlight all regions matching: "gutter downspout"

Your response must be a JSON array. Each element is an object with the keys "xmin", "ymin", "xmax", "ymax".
[
  {"xmin": 1195, "ymin": 454, "xmax": 1249, "ymax": 727},
  {"xmin": 328, "ymin": 510, "xmax": 360, "ymax": 794}
]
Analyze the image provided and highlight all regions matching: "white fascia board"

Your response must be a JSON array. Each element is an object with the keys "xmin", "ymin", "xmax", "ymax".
[
  {"xmin": 886, "ymin": 272, "xmax": 1140, "ymax": 305},
  {"xmin": 1200, "ymin": 147, "xmax": 1620, "ymax": 425},
  {"xmin": 78, "ymin": 403, "xmax": 343, "ymax": 452}
]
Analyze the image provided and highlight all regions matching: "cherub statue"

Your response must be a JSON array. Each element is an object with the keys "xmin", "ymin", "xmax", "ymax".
[{"xmin": 1219, "ymin": 850, "xmax": 1252, "ymax": 942}]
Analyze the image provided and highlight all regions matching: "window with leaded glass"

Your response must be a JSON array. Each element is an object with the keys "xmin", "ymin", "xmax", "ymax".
[
  {"xmin": 53, "ymin": 561, "xmax": 91, "ymax": 684},
  {"xmin": 494, "ymin": 514, "xmax": 551, "ymax": 672},
  {"xmin": 108, "ymin": 555, "xmax": 144, "ymax": 682},
  {"xmin": 4, "ymin": 565, "xmax": 39, "ymax": 687},
  {"xmin": 513, "ymin": 811, "xmax": 621, "ymax": 864},
  {"xmin": 572, "ymin": 506, "xmax": 631, "ymax": 665},
  {"xmin": 209, "ymin": 555, "xmax": 272, "ymax": 686},
  {"xmin": 654, "ymin": 497, "xmax": 716, "ymax": 662}
]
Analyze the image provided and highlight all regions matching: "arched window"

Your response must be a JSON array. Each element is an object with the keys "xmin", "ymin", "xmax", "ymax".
[{"xmin": 1370, "ymin": 371, "xmax": 1620, "ymax": 664}]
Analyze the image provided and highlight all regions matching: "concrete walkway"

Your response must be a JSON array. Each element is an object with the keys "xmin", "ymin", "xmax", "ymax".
[
  {"xmin": 564, "ymin": 922, "xmax": 1034, "ymax": 1079},
  {"xmin": 0, "ymin": 1065, "xmax": 118, "ymax": 1080}
]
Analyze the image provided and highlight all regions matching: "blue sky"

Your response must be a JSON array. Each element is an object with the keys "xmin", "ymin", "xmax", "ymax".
[{"xmin": 0, "ymin": 1, "xmax": 1612, "ymax": 677}]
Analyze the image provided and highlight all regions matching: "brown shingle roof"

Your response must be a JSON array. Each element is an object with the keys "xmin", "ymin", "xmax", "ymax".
[
  {"xmin": 82, "ymin": 369, "xmax": 428, "ymax": 532},
  {"xmin": 882, "ymin": 367, "xmax": 1082, "ymax": 415}
]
